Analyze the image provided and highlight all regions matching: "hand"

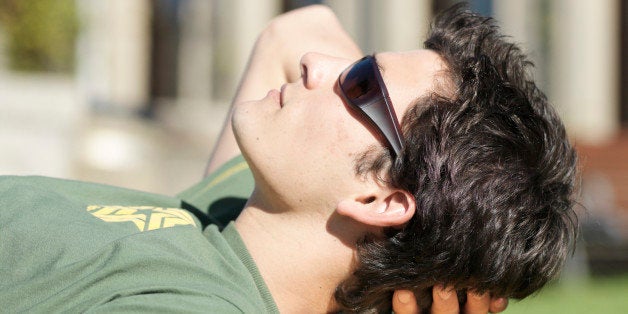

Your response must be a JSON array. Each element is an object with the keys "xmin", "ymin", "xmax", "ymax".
[{"xmin": 392, "ymin": 286, "xmax": 509, "ymax": 314}]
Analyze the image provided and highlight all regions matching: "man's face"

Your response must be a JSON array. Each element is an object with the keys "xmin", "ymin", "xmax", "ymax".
[{"xmin": 232, "ymin": 50, "xmax": 446, "ymax": 212}]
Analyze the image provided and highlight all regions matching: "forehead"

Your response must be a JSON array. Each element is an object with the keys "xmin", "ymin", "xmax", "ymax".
[{"xmin": 375, "ymin": 50, "xmax": 448, "ymax": 117}]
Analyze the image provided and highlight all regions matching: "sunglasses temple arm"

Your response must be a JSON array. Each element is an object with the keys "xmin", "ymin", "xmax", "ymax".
[{"xmin": 361, "ymin": 102, "xmax": 403, "ymax": 156}]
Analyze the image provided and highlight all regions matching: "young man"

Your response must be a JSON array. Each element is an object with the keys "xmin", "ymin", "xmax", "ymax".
[
  {"xmin": 204, "ymin": 3, "xmax": 576, "ymax": 313},
  {"xmin": 0, "ymin": 4, "xmax": 573, "ymax": 314}
]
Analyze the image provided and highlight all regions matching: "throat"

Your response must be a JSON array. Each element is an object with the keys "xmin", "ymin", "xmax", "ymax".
[{"xmin": 234, "ymin": 203, "xmax": 353, "ymax": 313}]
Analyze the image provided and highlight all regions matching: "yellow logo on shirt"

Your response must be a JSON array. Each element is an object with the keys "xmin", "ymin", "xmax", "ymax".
[{"xmin": 87, "ymin": 205, "xmax": 196, "ymax": 232}]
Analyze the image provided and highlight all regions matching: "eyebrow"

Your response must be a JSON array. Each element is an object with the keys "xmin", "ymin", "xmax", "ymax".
[{"xmin": 372, "ymin": 53, "xmax": 386, "ymax": 73}]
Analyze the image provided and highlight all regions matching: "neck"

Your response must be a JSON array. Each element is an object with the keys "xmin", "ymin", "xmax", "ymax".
[{"xmin": 235, "ymin": 191, "xmax": 358, "ymax": 313}]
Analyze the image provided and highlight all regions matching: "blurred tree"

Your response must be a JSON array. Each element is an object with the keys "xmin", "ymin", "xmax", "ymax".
[{"xmin": 0, "ymin": 0, "xmax": 78, "ymax": 72}]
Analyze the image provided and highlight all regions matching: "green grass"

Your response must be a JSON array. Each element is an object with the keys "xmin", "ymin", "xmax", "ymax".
[{"xmin": 506, "ymin": 275, "xmax": 628, "ymax": 313}]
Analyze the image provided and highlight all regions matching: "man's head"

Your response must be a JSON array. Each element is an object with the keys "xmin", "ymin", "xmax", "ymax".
[
  {"xmin": 232, "ymin": 49, "xmax": 446, "ymax": 222},
  {"xmin": 334, "ymin": 4, "xmax": 579, "ymax": 312}
]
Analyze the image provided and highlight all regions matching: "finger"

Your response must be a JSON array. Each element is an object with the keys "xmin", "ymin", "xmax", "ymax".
[
  {"xmin": 431, "ymin": 285, "xmax": 459, "ymax": 314},
  {"xmin": 464, "ymin": 291, "xmax": 490, "ymax": 314},
  {"xmin": 488, "ymin": 297, "xmax": 508, "ymax": 313},
  {"xmin": 392, "ymin": 290, "xmax": 419, "ymax": 314}
]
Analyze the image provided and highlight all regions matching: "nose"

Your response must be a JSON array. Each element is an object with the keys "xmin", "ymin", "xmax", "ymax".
[{"xmin": 299, "ymin": 52, "xmax": 352, "ymax": 90}]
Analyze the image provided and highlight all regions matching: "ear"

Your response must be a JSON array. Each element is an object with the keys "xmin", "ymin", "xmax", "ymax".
[{"xmin": 337, "ymin": 189, "xmax": 416, "ymax": 227}]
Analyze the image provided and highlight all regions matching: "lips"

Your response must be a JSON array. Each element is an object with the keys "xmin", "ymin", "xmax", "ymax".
[
  {"xmin": 266, "ymin": 89, "xmax": 281, "ymax": 105},
  {"xmin": 280, "ymin": 83, "xmax": 287, "ymax": 107}
]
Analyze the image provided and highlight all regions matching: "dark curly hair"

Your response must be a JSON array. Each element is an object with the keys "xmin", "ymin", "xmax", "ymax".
[{"xmin": 335, "ymin": 3, "xmax": 579, "ymax": 313}]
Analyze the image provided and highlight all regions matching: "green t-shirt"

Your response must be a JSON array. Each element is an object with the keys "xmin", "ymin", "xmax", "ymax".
[{"xmin": 0, "ymin": 156, "xmax": 275, "ymax": 313}]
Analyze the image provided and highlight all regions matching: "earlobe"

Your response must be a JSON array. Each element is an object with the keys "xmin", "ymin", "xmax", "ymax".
[{"xmin": 337, "ymin": 190, "xmax": 415, "ymax": 227}]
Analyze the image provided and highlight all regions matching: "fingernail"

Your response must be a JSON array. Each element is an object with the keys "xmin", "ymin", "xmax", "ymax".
[
  {"xmin": 397, "ymin": 290, "xmax": 412, "ymax": 304},
  {"xmin": 436, "ymin": 285, "xmax": 452, "ymax": 300},
  {"xmin": 471, "ymin": 291, "xmax": 486, "ymax": 300}
]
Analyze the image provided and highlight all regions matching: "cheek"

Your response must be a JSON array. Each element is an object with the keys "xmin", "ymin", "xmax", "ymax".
[{"xmin": 297, "ymin": 103, "xmax": 365, "ymax": 158}]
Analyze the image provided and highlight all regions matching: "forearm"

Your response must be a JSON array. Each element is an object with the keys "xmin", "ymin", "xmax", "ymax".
[{"xmin": 205, "ymin": 29, "xmax": 287, "ymax": 175}]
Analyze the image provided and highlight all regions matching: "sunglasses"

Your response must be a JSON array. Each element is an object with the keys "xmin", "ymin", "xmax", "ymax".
[{"xmin": 338, "ymin": 55, "xmax": 404, "ymax": 157}]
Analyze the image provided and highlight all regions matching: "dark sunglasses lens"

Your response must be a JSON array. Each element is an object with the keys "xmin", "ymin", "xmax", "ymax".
[{"xmin": 339, "ymin": 58, "xmax": 379, "ymax": 103}]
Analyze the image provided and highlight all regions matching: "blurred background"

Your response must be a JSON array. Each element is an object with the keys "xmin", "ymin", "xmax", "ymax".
[{"xmin": 0, "ymin": 0, "xmax": 626, "ymax": 312}]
